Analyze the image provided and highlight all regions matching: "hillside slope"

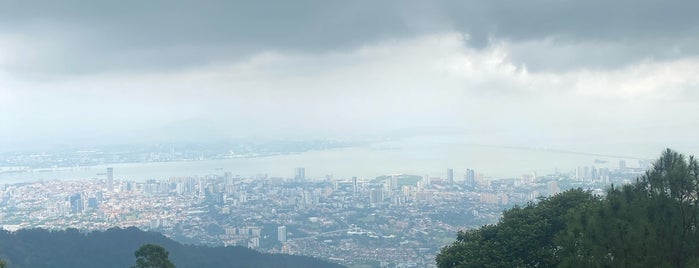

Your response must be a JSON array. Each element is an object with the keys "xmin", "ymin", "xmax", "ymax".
[{"xmin": 0, "ymin": 227, "xmax": 344, "ymax": 268}]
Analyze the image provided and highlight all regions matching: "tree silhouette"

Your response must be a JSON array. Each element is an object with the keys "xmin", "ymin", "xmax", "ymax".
[{"xmin": 132, "ymin": 244, "xmax": 175, "ymax": 268}]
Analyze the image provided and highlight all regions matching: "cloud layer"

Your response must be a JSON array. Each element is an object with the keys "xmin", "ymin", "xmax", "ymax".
[
  {"xmin": 2, "ymin": 0, "xmax": 698, "ymax": 74},
  {"xmin": 1, "ymin": 1, "xmax": 698, "ymax": 155}
]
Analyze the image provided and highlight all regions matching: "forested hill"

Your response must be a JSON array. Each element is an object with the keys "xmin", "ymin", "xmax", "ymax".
[
  {"xmin": 0, "ymin": 227, "xmax": 344, "ymax": 268},
  {"xmin": 437, "ymin": 149, "xmax": 699, "ymax": 268}
]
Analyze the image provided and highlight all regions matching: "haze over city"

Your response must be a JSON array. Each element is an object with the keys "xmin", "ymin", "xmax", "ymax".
[
  {"xmin": 1, "ymin": 0, "xmax": 698, "ymax": 157},
  {"xmin": 1, "ymin": 1, "xmax": 699, "ymax": 268}
]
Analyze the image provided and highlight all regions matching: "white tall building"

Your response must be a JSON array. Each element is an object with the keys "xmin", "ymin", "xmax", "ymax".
[
  {"xmin": 278, "ymin": 225, "xmax": 287, "ymax": 242},
  {"xmin": 352, "ymin": 176, "xmax": 358, "ymax": 196},
  {"xmin": 294, "ymin": 167, "xmax": 305, "ymax": 181},
  {"xmin": 106, "ymin": 167, "xmax": 114, "ymax": 191}
]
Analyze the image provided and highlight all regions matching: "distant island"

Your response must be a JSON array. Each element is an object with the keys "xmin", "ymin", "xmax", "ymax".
[{"xmin": 0, "ymin": 140, "xmax": 361, "ymax": 171}]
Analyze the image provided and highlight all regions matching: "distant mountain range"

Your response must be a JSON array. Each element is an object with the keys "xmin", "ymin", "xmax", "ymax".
[{"xmin": 0, "ymin": 227, "xmax": 344, "ymax": 268}]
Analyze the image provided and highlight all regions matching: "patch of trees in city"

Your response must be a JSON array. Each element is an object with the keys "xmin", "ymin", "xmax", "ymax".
[
  {"xmin": 437, "ymin": 149, "xmax": 699, "ymax": 268},
  {"xmin": 0, "ymin": 227, "xmax": 343, "ymax": 268}
]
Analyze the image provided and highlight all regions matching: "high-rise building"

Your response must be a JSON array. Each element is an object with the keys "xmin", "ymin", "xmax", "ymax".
[
  {"xmin": 294, "ymin": 167, "xmax": 305, "ymax": 182},
  {"xmin": 69, "ymin": 193, "xmax": 83, "ymax": 214},
  {"xmin": 619, "ymin": 160, "xmax": 627, "ymax": 170},
  {"xmin": 248, "ymin": 237, "xmax": 260, "ymax": 249},
  {"xmin": 352, "ymin": 176, "xmax": 358, "ymax": 196},
  {"xmin": 600, "ymin": 167, "xmax": 611, "ymax": 184},
  {"xmin": 548, "ymin": 181, "xmax": 560, "ymax": 196},
  {"xmin": 370, "ymin": 187, "xmax": 384, "ymax": 204},
  {"xmin": 106, "ymin": 167, "xmax": 114, "ymax": 191},
  {"xmin": 390, "ymin": 175, "xmax": 398, "ymax": 190},
  {"xmin": 302, "ymin": 190, "xmax": 313, "ymax": 205},
  {"xmin": 476, "ymin": 173, "xmax": 487, "ymax": 187},
  {"xmin": 447, "ymin": 168, "xmax": 454, "ymax": 184},
  {"xmin": 575, "ymin": 166, "xmax": 582, "ymax": 181},
  {"xmin": 591, "ymin": 166, "xmax": 598, "ymax": 180},
  {"xmin": 520, "ymin": 174, "xmax": 533, "ymax": 185},
  {"xmin": 87, "ymin": 197, "xmax": 98, "ymax": 210},
  {"xmin": 465, "ymin": 169, "xmax": 476, "ymax": 187},
  {"xmin": 277, "ymin": 225, "xmax": 287, "ymax": 242}
]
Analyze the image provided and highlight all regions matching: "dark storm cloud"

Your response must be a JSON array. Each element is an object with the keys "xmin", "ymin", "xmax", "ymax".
[
  {"xmin": 1, "ymin": 0, "xmax": 697, "ymax": 74},
  {"xmin": 440, "ymin": 0, "xmax": 699, "ymax": 70},
  {"xmin": 442, "ymin": 0, "xmax": 699, "ymax": 45},
  {"xmin": 0, "ymin": 0, "xmax": 424, "ymax": 75}
]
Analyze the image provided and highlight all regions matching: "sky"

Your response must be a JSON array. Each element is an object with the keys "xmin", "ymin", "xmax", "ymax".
[{"xmin": 1, "ymin": 0, "xmax": 699, "ymax": 155}]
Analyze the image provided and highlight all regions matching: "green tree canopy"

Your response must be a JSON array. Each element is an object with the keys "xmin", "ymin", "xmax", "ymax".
[
  {"xmin": 132, "ymin": 244, "xmax": 176, "ymax": 268},
  {"xmin": 436, "ymin": 188, "xmax": 596, "ymax": 268},
  {"xmin": 557, "ymin": 148, "xmax": 699, "ymax": 268},
  {"xmin": 438, "ymin": 149, "xmax": 699, "ymax": 268}
]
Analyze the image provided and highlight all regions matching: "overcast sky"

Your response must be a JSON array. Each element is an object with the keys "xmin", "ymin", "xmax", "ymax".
[{"xmin": 1, "ymin": 0, "xmax": 698, "ymax": 154}]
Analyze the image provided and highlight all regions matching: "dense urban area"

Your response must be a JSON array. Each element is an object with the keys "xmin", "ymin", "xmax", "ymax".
[
  {"xmin": 0, "ymin": 149, "xmax": 649, "ymax": 267},
  {"xmin": 0, "ymin": 1, "xmax": 693, "ymax": 267}
]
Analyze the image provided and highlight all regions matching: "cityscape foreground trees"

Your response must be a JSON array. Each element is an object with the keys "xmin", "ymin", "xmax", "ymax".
[
  {"xmin": 437, "ymin": 149, "xmax": 699, "ymax": 268},
  {"xmin": 436, "ymin": 188, "xmax": 596, "ymax": 267},
  {"xmin": 558, "ymin": 149, "xmax": 699, "ymax": 267}
]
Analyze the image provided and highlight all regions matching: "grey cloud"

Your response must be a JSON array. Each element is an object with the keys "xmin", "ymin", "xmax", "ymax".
[
  {"xmin": 1, "ymin": 0, "xmax": 698, "ymax": 75},
  {"xmin": 0, "ymin": 0, "xmax": 422, "ymax": 75},
  {"xmin": 440, "ymin": 0, "xmax": 699, "ymax": 70},
  {"xmin": 504, "ymin": 37, "xmax": 699, "ymax": 72},
  {"xmin": 443, "ymin": 1, "xmax": 699, "ymax": 44}
]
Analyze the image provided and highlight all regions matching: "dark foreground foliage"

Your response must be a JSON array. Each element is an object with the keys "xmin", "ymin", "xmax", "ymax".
[
  {"xmin": 133, "ymin": 244, "xmax": 175, "ymax": 268},
  {"xmin": 436, "ymin": 188, "xmax": 596, "ymax": 267},
  {"xmin": 437, "ymin": 148, "xmax": 699, "ymax": 268},
  {"xmin": 558, "ymin": 149, "xmax": 699, "ymax": 268},
  {"xmin": 0, "ymin": 227, "xmax": 344, "ymax": 268}
]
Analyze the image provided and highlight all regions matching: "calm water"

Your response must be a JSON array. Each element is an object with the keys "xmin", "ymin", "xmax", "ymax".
[{"xmin": 0, "ymin": 136, "xmax": 672, "ymax": 183}]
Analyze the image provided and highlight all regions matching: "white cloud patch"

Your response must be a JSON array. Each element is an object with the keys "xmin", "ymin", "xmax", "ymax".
[
  {"xmin": 569, "ymin": 58, "xmax": 699, "ymax": 101},
  {"xmin": 1, "ymin": 32, "xmax": 698, "ymax": 153}
]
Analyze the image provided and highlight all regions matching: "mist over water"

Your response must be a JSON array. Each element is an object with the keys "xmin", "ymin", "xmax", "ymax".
[{"xmin": 0, "ymin": 136, "xmax": 662, "ymax": 184}]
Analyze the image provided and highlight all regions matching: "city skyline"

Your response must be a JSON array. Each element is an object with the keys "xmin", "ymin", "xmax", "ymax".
[
  {"xmin": 0, "ymin": 158, "xmax": 643, "ymax": 267},
  {"xmin": 0, "ymin": 1, "xmax": 696, "ymax": 267}
]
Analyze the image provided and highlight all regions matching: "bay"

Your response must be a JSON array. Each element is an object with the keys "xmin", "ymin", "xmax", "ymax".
[{"xmin": 0, "ymin": 136, "xmax": 663, "ymax": 183}]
